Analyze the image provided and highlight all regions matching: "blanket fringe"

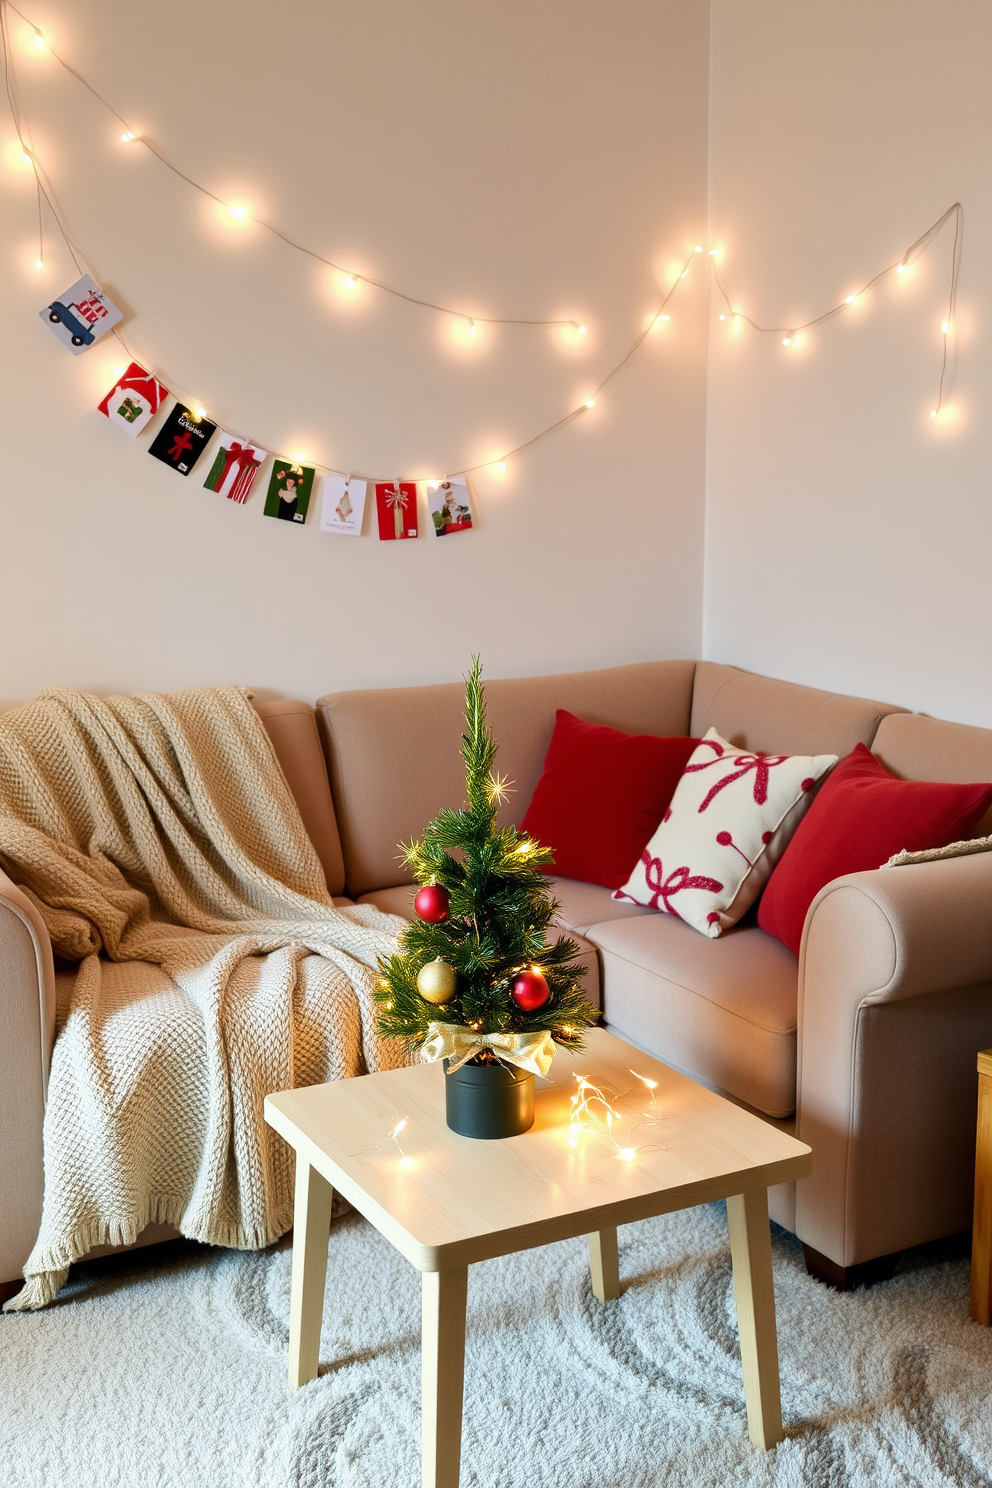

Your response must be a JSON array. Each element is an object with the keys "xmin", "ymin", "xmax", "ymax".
[{"xmin": 3, "ymin": 1194, "xmax": 296, "ymax": 1313}]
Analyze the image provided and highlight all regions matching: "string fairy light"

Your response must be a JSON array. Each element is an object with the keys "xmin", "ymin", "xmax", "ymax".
[
  {"xmin": 0, "ymin": 0, "xmax": 701, "ymax": 482},
  {"xmin": 567, "ymin": 1072, "xmax": 667, "ymax": 1161},
  {"xmin": 1, "ymin": 1, "xmax": 585, "ymax": 335},
  {"xmin": 711, "ymin": 201, "xmax": 963, "ymax": 418},
  {"xmin": 0, "ymin": 0, "xmax": 966, "ymax": 486},
  {"xmin": 352, "ymin": 1116, "xmax": 415, "ymax": 1169}
]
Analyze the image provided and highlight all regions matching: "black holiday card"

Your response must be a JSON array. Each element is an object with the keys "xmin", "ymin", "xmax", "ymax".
[{"xmin": 148, "ymin": 402, "xmax": 218, "ymax": 476}]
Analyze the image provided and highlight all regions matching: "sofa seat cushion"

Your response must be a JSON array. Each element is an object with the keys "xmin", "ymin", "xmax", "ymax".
[
  {"xmin": 548, "ymin": 877, "xmax": 654, "ymax": 935},
  {"xmin": 587, "ymin": 915, "xmax": 799, "ymax": 1118},
  {"xmin": 357, "ymin": 883, "xmax": 604, "ymax": 1008}
]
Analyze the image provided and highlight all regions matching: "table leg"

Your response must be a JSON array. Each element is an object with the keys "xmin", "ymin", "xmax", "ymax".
[
  {"xmin": 970, "ymin": 1067, "xmax": 992, "ymax": 1324},
  {"xmin": 588, "ymin": 1227, "xmax": 621, "ymax": 1301},
  {"xmin": 727, "ymin": 1189, "xmax": 784, "ymax": 1450},
  {"xmin": 421, "ymin": 1268, "xmax": 468, "ymax": 1488},
  {"xmin": 288, "ymin": 1158, "xmax": 334, "ymax": 1390}
]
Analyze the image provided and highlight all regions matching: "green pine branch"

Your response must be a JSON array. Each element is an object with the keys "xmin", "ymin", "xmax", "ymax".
[{"xmin": 376, "ymin": 656, "xmax": 598, "ymax": 1055}]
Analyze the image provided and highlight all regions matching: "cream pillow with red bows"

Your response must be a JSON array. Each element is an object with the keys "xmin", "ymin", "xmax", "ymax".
[{"xmin": 614, "ymin": 727, "xmax": 837, "ymax": 937}]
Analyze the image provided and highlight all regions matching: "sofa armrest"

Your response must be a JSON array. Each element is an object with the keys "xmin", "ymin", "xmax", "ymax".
[
  {"xmin": 0, "ymin": 867, "xmax": 56, "ymax": 1286},
  {"xmin": 794, "ymin": 852, "xmax": 992, "ymax": 1267},
  {"xmin": 801, "ymin": 852, "xmax": 992, "ymax": 1008}
]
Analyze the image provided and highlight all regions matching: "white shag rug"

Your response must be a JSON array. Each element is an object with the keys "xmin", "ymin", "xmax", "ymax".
[{"xmin": 3, "ymin": 1206, "xmax": 992, "ymax": 1488}]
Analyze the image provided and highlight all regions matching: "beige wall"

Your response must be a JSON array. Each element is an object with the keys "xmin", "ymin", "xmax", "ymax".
[
  {"xmin": 0, "ymin": 0, "xmax": 709, "ymax": 706},
  {"xmin": 705, "ymin": 0, "xmax": 992, "ymax": 727}
]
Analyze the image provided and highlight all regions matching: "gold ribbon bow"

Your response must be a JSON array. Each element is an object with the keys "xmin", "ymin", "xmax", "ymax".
[{"xmin": 421, "ymin": 1022, "xmax": 556, "ymax": 1077}]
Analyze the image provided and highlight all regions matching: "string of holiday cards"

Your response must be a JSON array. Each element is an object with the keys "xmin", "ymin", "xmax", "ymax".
[{"xmin": 1, "ymin": 0, "xmax": 966, "ymax": 516}]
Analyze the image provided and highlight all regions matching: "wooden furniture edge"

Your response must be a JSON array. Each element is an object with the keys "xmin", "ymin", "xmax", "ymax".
[
  {"xmin": 970, "ymin": 1050, "xmax": 992, "ymax": 1324},
  {"xmin": 266, "ymin": 1101, "xmax": 811, "ymax": 1272}
]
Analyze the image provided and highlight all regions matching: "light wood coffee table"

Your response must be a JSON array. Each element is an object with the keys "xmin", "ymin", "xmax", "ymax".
[{"xmin": 264, "ymin": 1027, "xmax": 811, "ymax": 1487}]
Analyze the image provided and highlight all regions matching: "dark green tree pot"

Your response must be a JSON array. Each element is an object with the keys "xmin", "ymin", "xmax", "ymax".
[{"xmin": 444, "ymin": 1058, "xmax": 535, "ymax": 1139}]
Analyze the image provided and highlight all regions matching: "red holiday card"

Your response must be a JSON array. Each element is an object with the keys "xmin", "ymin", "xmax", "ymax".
[
  {"xmin": 97, "ymin": 362, "xmax": 168, "ymax": 436},
  {"xmin": 375, "ymin": 481, "xmax": 418, "ymax": 540}
]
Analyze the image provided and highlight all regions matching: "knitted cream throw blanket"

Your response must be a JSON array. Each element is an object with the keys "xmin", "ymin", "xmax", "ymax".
[{"xmin": 0, "ymin": 687, "xmax": 405, "ymax": 1312}]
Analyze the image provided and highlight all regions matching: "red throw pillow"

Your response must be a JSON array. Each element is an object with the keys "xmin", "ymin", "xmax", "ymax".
[
  {"xmin": 519, "ymin": 710, "xmax": 699, "ymax": 890},
  {"xmin": 758, "ymin": 743, "xmax": 992, "ymax": 956}
]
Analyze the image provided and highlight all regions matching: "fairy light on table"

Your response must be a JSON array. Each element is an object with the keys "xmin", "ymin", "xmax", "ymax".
[
  {"xmin": 353, "ymin": 1116, "xmax": 415, "ymax": 1170},
  {"xmin": 568, "ymin": 1072, "xmax": 667, "ymax": 1162}
]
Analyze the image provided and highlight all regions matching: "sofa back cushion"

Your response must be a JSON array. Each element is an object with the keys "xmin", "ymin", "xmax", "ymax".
[
  {"xmin": 690, "ymin": 661, "xmax": 905, "ymax": 758},
  {"xmin": 872, "ymin": 712, "xmax": 992, "ymax": 837},
  {"xmin": 254, "ymin": 699, "xmax": 346, "ymax": 895},
  {"xmin": 316, "ymin": 660, "xmax": 696, "ymax": 898}
]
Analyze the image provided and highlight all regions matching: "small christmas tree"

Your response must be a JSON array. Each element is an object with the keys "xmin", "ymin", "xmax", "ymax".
[{"xmin": 375, "ymin": 657, "xmax": 598, "ymax": 1061}]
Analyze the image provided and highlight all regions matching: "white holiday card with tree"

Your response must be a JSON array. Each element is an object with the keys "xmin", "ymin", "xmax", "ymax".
[{"xmin": 321, "ymin": 476, "xmax": 368, "ymax": 536}]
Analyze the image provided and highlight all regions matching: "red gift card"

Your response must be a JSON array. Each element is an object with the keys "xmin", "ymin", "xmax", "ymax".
[
  {"xmin": 375, "ymin": 481, "xmax": 418, "ymax": 541},
  {"xmin": 97, "ymin": 362, "xmax": 168, "ymax": 436}
]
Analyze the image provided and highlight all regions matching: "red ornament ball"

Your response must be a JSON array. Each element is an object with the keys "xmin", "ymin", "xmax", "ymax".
[
  {"xmin": 510, "ymin": 968, "xmax": 550, "ymax": 1012},
  {"xmin": 414, "ymin": 883, "xmax": 450, "ymax": 923}
]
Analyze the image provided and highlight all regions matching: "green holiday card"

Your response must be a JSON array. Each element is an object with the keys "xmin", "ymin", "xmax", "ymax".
[{"xmin": 263, "ymin": 460, "xmax": 315, "ymax": 524}]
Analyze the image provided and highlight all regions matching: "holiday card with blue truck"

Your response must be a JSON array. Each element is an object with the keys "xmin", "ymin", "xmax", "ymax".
[{"xmin": 41, "ymin": 275, "xmax": 123, "ymax": 355}]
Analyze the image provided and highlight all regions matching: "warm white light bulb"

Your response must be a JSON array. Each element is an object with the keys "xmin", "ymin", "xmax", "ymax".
[
  {"xmin": 33, "ymin": 30, "xmax": 46, "ymax": 50},
  {"xmin": 121, "ymin": 131, "xmax": 136, "ymax": 143},
  {"xmin": 577, "ymin": 324, "xmax": 587, "ymax": 335},
  {"xmin": 782, "ymin": 336, "xmax": 791, "ymax": 346},
  {"xmin": 194, "ymin": 406, "xmax": 207, "ymax": 421},
  {"xmin": 694, "ymin": 245, "xmax": 702, "ymax": 253},
  {"xmin": 34, "ymin": 257, "xmax": 43, "ymax": 271},
  {"xmin": 114, "ymin": 366, "xmax": 125, "ymax": 378},
  {"xmin": 844, "ymin": 294, "xmax": 857, "ymax": 305},
  {"xmin": 660, "ymin": 313, "xmax": 670, "ymax": 322},
  {"xmin": 341, "ymin": 274, "xmax": 356, "ymax": 290},
  {"xmin": 680, "ymin": 269, "xmax": 689, "ymax": 279},
  {"xmin": 227, "ymin": 204, "xmax": 248, "ymax": 221},
  {"xmin": 708, "ymin": 248, "xmax": 719, "ymax": 257},
  {"xmin": 941, "ymin": 320, "xmax": 950, "ymax": 334},
  {"xmin": 897, "ymin": 263, "xmax": 907, "ymax": 274},
  {"xmin": 930, "ymin": 410, "xmax": 937, "ymax": 418},
  {"xmin": 21, "ymin": 149, "xmax": 32, "ymax": 165},
  {"xmin": 718, "ymin": 313, "xmax": 726, "ymax": 321},
  {"xmin": 619, "ymin": 1147, "xmax": 636, "ymax": 1162},
  {"xmin": 468, "ymin": 319, "xmax": 477, "ymax": 337},
  {"xmin": 584, "ymin": 397, "xmax": 595, "ymax": 409}
]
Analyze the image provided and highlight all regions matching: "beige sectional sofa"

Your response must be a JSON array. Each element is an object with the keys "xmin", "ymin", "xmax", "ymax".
[{"xmin": 3, "ymin": 660, "xmax": 992, "ymax": 1302}]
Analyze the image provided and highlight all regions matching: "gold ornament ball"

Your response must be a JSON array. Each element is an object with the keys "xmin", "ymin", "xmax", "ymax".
[{"xmin": 417, "ymin": 958, "xmax": 458, "ymax": 1005}]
